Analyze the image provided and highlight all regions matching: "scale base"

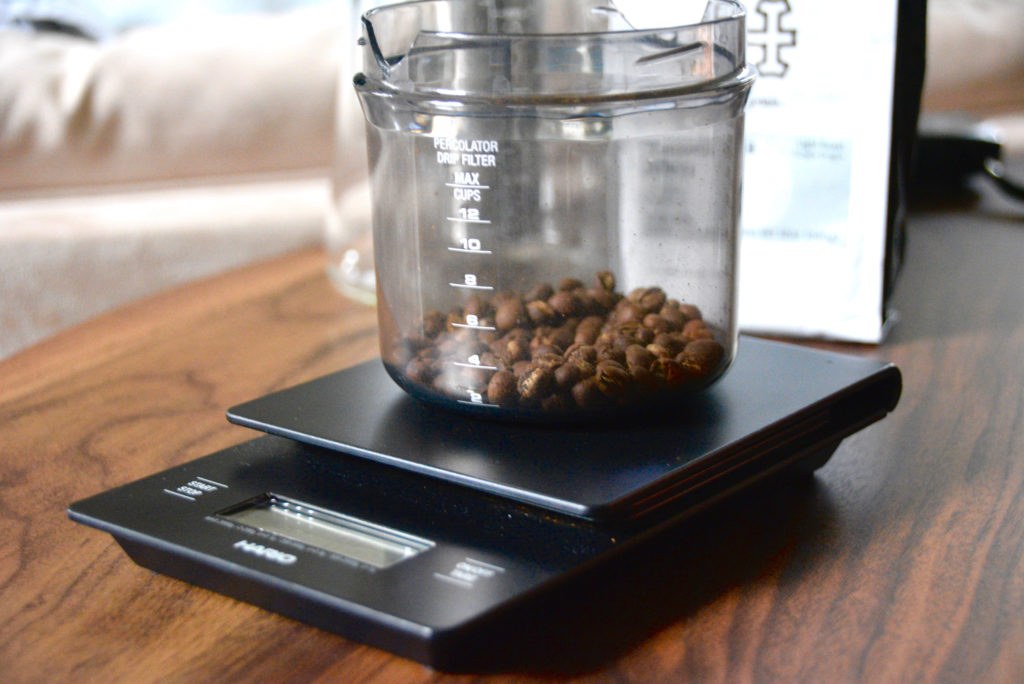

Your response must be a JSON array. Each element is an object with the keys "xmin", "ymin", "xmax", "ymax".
[{"xmin": 69, "ymin": 338, "xmax": 900, "ymax": 670}]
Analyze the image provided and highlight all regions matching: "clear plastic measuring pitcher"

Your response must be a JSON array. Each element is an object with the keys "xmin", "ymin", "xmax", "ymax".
[{"xmin": 355, "ymin": 0, "xmax": 754, "ymax": 420}]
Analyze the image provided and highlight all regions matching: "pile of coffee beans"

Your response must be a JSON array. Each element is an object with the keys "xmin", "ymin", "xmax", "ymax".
[{"xmin": 387, "ymin": 271, "xmax": 727, "ymax": 414}]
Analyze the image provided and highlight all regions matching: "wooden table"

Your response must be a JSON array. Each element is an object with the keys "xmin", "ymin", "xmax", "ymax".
[{"xmin": 2, "ymin": 180, "xmax": 1022, "ymax": 682}]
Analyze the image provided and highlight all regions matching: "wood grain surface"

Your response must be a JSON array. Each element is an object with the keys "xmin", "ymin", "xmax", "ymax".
[{"xmin": 1, "ymin": 185, "xmax": 1022, "ymax": 682}]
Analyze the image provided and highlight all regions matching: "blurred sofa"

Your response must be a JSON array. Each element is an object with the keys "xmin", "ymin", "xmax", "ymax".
[
  {"xmin": 1, "ymin": 0, "xmax": 1022, "ymax": 359},
  {"xmin": 0, "ymin": 2, "xmax": 349, "ymax": 358}
]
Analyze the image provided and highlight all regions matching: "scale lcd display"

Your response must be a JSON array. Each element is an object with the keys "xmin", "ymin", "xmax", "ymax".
[{"xmin": 219, "ymin": 494, "xmax": 434, "ymax": 569}]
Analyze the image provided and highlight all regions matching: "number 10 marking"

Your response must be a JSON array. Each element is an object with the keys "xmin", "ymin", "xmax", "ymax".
[{"xmin": 448, "ymin": 237, "xmax": 492, "ymax": 255}]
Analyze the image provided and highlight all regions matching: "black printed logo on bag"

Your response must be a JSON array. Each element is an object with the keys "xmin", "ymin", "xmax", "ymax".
[{"xmin": 749, "ymin": 0, "xmax": 796, "ymax": 78}]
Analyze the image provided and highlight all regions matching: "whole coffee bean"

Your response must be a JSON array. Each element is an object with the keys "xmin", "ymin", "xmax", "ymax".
[
  {"xmin": 575, "ymin": 316, "xmax": 603, "ymax": 345},
  {"xmin": 679, "ymin": 338, "xmax": 725, "ymax": 375},
  {"xmin": 557, "ymin": 277, "xmax": 584, "ymax": 291},
  {"xmin": 487, "ymin": 370, "xmax": 517, "ymax": 407},
  {"xmin": 532, "ymin": 352, "xmax": 564, "ymax": 371},
  {"xmin": 651, "ymin": 357, "xmax": 687, "ymax": 386},
  {"xmin": 625, "ymin": 344, "xmax": 655, "ymax": 372},
  {"xmin": 646, "ymin": 343, "xmax": 673, "ymax": 360},
  {"xmin": 500, "ymin": 337, "xmax": 529, "ymax": 364},
  {"xmin": 554, "ymin": 362, "xmax": 584, "ymax": 389},
  {"xmin": 495, "ymin": 298, "xmax": 526, "ymax": 330},
  {"xmin": 587, "ymin": 286, "xmax": 617, "ymax": 311},
  {"xmin": 463, "ymin": 294, "xmax": 490, "ymax": 318},
  {"xmin": 529, "ymin": 328, "xmax": 551, "ymax": 351},
  {"xmin": 432, "ymin": 373, "xmax": 456, "ymax": 395},
  {"xmin": 507, "ymin": 327, "xmax": 531, "ymax": 343},
  {"xmin": 526, "ymin": 299, "xmax": 556, "ymax": 326},
  {"xmin": 596, "ymin": 345, "xmax": 626, "ymax": 366},
  {"xmin": 628, "ymin": 287, "xmax": 667, "ymax": 313},
  {"xmin": 524, "ymin": 282, "xmax": 554, "ymax": 303},
  {"xmin": 683, "ymin": 318, "xmax": 714, "ymax": 340},
  {"xmin": 634, "ymin": 327, "xmax": 655, "ymax": 345},
  {"xmin": 596, "ymin": 270, "xmax": 616, "ymax": 292},
  {"xmin": 609, "ymin": 331, "xmax": 632, "ymax": 355},
  {"xmin": 531, "ymin": 343, "xmax": 562, "ymax": 358},
  {"xmin": 492, "ymin": 289, "xmax": 521, "ymax": 305},
  {"xmin": 643, "ymin": 313, "xmax": 669, "ymax": 334},
  {"xmin": 453, "ymin": 361, "xmax": 492, "ymax": 388},
  {"xmin": 659, "ymin": 304, "xmax": 685, "ymax": 330},
  {"xmin": 566, "ymin": 344, "xmax": 598, "ymax": 365},
  {"xmin": 639, "ymin": 287, "xmax": 667, "ymax": 312},
  {"xmin": 422, "ymin": 310, "xmax": 446, "ymax": 339},
  {"xmin": 548, "ymin": 290, "xmax": 581, "ymax": 317},
  {"xmin": 679, "ymin": 303, "xmax": 702, "ymax": 320},
  {"xmin": 570, "ymin": 356, "xmax": 596, "ymax": 378},
  {"xmin": 548, "ymin": 324, "xmax": 576, "ymax": 350},
  {"xmin": 573, "ymin": 288, "xmax": 600, "ymax": 316},
  {"xmin": 417, "ymin": 345, "xmax": 440, "ymax": 361},
  {"xmin": 595, "ymin": 360, "xmax": 630, "ymax": 396},
  {"xmin": 571, "ymin": 377, "xmax": 604, "ymax": 409},
  {"xmin": 438, "ymin": 336, "xmax": 461, "ymax": 356},
  {"xmin": 512, "ymin": 359, "xmax": 533, "ymax": 378},
  {"xmin": 654, "ymin": 332, "xmax": 683, "ymax": 355},
  {"xmin": 405, "ymin": 357, "xmax": 437, "ymax": 384},
  {"xmin": 611, "ymin": 300, "xmax": 643, "ymax": 326},
  {"xmin": 454, "ymin": 329, "xmax": 485, "ymax": 348},
  {"xmin": 518, "ymin": 366, "xmax": 555, "ymax": 404}
]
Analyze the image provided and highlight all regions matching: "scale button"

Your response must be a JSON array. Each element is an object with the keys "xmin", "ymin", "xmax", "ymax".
[
  {"xmin": 162, "ymin": 476, "xmax": 228, "ymax": 502},
  {"xmin": 433, "ymin": 557, "xmax": 506, "ymax": 589}
]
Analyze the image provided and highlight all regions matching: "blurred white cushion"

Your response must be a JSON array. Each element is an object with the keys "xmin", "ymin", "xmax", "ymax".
[{"xmin": 0, "ymin": 3, "xmax": 345, "ymax": 192}]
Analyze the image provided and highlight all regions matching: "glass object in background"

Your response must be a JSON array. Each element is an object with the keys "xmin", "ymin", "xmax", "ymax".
[{"xmin": 326, "ymin": 0, "xmax": 398, "ymax": 304}]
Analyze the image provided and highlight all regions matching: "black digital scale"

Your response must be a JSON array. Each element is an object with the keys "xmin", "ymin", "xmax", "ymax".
[{"xmin": 68, "ymin": 337, "xmax": 900, "ymax": 670}]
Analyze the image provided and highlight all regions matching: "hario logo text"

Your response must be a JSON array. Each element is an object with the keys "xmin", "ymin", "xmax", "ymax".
[{"xmin": 233, "ymin": 539, "xmax": 297, "ymax": 565}]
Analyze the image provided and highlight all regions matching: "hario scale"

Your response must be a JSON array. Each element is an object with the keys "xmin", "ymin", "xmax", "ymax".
[{"xmin": 68, "ymin": 337, "xmax": 900, "ymax": 670}]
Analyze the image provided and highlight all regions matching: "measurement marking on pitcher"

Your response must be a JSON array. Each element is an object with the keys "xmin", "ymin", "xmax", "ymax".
[
  {"xmin": 446, "ymin": 182, "xmax": 491, "ymax": 190},
  {"xmin": 453, "ymin": 362, "xmax": 499, "ymax": 371},
  {"xmin": 448, "ymin": 247, "xmax": 493, "ymax": 254},
  {"xmin": 452, "ymin": 354, "xmax": 498, "ymax": 371},
  {"xmin": 456, "ymin": 399, "xmax": 499, "ymax": 408},
  {"xmin": 451, "ymin": 315, "xmax": 495, "ymax": 331},
  {"xmin": 448, "ymin": 237, "xmax": 492, "ymax": 255},
  {"xmin": 451, "ymin": 323, "xmax": 496, "ymax": 331},
  {"xmin": 449, "ymin": 274, "xmax": 493, "ymax": 291},
  {"xmin": 455, "ymin": 387, "xmax": 498, "ymax": 408},
  {"xmin": 446, "ymin": 217, "xmax": 492, "ymax": 224},
  {"xmin": 449, "ymin": 283, "xmax": 494, "ymax": 291},
  {"xmin": 447, "ymin": 208, "xmax": 491, "ymax": 224}
]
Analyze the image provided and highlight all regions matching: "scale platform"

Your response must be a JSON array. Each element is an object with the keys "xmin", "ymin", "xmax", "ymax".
[{"xmin": 68, "ymin": 337, "xmax": 901, "ymax": 670}]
